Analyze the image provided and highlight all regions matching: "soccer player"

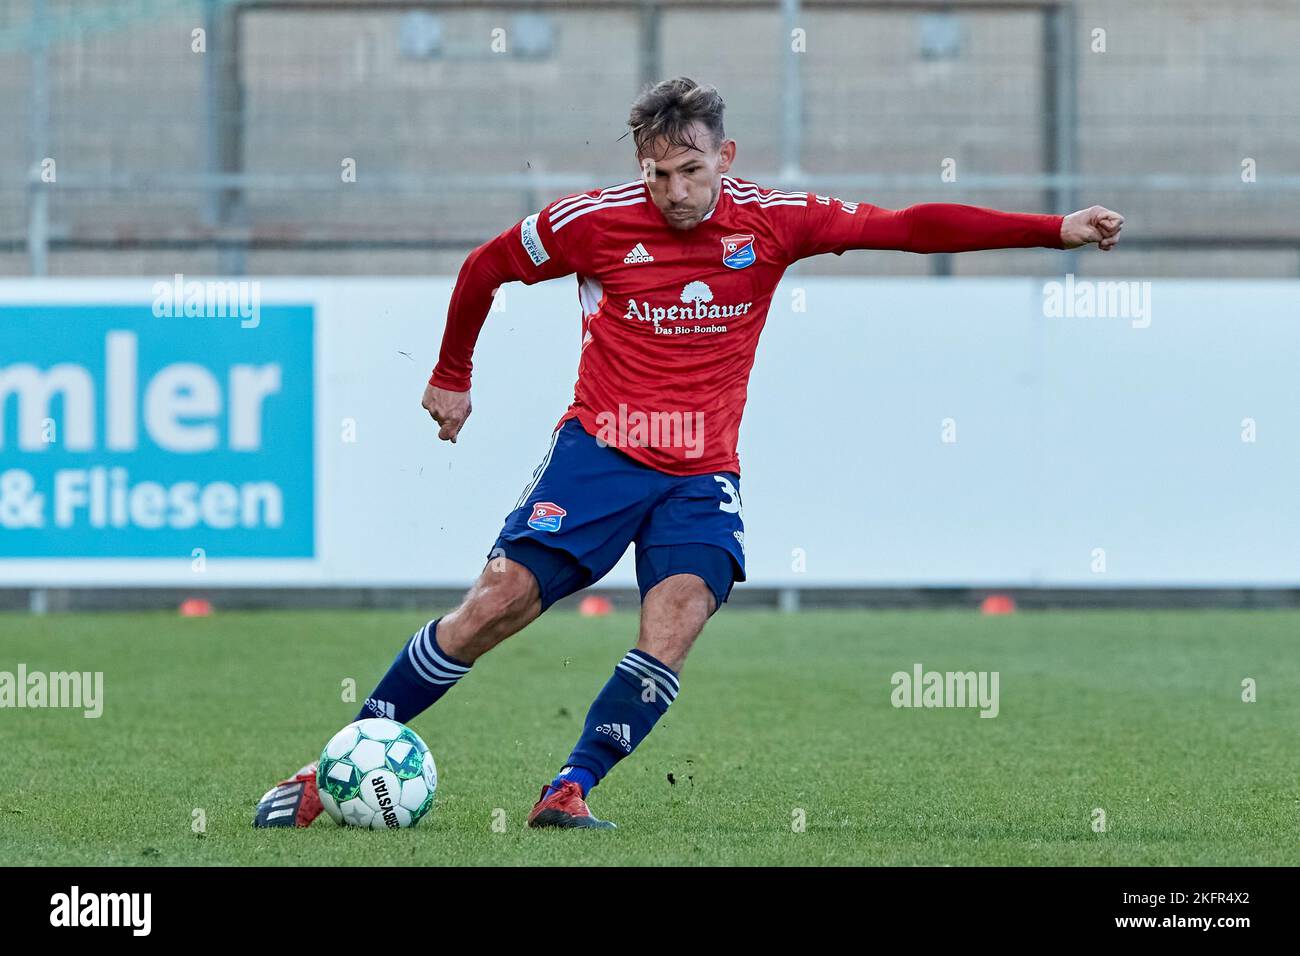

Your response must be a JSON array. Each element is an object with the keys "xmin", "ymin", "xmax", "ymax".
[{"xmin": 255, "ymin": 76, "xmax": 1122, "ymax": 829}]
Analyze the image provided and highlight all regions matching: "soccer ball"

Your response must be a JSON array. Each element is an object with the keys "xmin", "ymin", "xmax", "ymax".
[{"xmin": 316, "ymin": 718, "xmax": 437, "ymax": 829}]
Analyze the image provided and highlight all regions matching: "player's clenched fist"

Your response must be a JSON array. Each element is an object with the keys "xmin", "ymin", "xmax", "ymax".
[
  {"xmin": 1061, "ymin": 205, "xmax": 1125, "ymax": 251},
  {"xmin": 422, "ymin": 383, "xmax": 471, "ymax": 443}
]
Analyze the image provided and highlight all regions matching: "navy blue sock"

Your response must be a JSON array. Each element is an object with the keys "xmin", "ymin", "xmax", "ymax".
[
  {"xmin": 356, "ymin": 619, "xmax": 471, "ymax": 723},
  {"xmin": 547, "ymin": 648, "xmax": 679, "ymax": 798},
  {"xmin": 550, "ymin": 765, "xmax": 598, "ymax": 796}
]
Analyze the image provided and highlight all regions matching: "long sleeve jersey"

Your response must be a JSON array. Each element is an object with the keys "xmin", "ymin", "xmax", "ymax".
[{"xmin": 430, "ymin": 175, "xmax": 1064, "ymax": 475}]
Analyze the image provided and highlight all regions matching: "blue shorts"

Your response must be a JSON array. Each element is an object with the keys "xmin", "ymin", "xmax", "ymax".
[{"xmin": 490, "ymin": 419, "xmax": 746, "ymax": 611}]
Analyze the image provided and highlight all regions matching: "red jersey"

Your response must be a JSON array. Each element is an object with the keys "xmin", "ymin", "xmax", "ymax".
[{"xmin": 430, "ymin": 175, "xmax": 1063, "ymax": 475}]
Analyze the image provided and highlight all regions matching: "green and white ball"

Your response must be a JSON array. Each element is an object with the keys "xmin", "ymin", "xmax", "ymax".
[{"xmin": 317, "ymin": 718, "xmax": 437, "ymax": 829}]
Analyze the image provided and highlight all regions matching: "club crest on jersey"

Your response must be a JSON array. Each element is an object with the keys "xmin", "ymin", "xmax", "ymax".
[
  {"xmin": 721, "ymin": 233, "xmax": 756, "ymax": 269},
  {"xmin": 527, "ymin": 501, "xmax": 567, "ymax": 532}
]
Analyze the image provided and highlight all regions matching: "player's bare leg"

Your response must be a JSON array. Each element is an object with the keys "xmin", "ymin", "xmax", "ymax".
[
  {"xmin": 634, "ymin": 573, "xmax": 717, "ymax": 672},
  {"xmin": 528, "ymin": 573, "xmax": 716, "ymax": 830},
  {"xmin": 435, "ymin": 557, "xmax": 542, "ymax": 663},
  {"xmin": 254, "ymin": 557, "xmax": 541, "ymax": 827}
]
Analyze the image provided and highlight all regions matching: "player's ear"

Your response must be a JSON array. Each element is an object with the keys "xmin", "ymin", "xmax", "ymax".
[{"xmin": 716, "ymin": 139, "xmax": 736, "ymax": 174}]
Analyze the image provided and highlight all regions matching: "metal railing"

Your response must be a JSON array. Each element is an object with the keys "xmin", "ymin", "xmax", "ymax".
[{"xmin": 5, "ymin": 0, "xmax": 1299, "ymax": 276}]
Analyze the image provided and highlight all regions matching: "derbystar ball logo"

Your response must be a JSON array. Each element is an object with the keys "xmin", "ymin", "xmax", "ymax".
[
  {"xmin": 624, "ymin": 281, "xmax": 753, "ymax": 330},
  {"xmin": 370, "ymin": 774, "xmax": 401, "ymax": 829},
  {"xmin": 527, "ymin": 501, "xmax": 567, "ymax": 532}
]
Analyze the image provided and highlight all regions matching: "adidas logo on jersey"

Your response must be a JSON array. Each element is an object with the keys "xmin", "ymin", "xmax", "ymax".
[
  {"xmin": 596, "ymin": 722, "xmax": 633, "ymax": 752},
  {"xmin": 364, "ymin": 697, "xmax": 396, "ymax": 719},
  {"xmin": 623, "ymin": 243, "xmax": 655, "ymax": 264}
]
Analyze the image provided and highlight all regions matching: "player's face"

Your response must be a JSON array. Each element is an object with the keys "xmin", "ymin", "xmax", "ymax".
[{"xmin": 638, "ymin": 123, "xmax": 736, "ymax": 231}]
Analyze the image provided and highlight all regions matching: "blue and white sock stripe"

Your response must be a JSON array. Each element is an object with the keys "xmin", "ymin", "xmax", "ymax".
[
  {"xmin": 616, "ymin": 649, "xmax": 680, "ymax": 705},
  {"xmin": 405, "ymin": 621, "xmax": 472, "ymax": 686}
]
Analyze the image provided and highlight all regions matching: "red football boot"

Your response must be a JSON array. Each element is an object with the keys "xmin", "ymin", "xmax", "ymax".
[
  {"xmin": 527, "ymin": 780, "xmax": 617, "ymax": 830},
  {"xmin": 253, "ymin": 761, "xmax": 322, "ymax": 828}
]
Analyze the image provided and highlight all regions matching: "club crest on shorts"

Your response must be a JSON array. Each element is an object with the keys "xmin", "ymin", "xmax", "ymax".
[
  {"xmin": 721, "ymin": 233, "xmax": 756, "ymax": 269},
  {"xmin": 527, "ymin": 501, "xmax": 567, "ymax": 532}
]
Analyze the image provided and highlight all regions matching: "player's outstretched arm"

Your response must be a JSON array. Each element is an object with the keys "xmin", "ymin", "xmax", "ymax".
[
  {"xmin": 788, "ymin": 197, "xmax": 1124, "ymax": 260},
  {"xmin": 1060, "ymin": 205, "xmax": 1125, "ymax": 251}
]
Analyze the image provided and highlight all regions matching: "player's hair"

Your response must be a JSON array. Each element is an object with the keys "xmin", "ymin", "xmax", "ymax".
[{"xmin": 627, "ymin": 77, "xmax": 726, "ymax": 156}]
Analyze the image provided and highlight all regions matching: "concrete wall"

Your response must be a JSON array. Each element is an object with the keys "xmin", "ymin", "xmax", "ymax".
[{"xmin": 0, "ymin": 0, "xmax": 1297, "ymax": 277}]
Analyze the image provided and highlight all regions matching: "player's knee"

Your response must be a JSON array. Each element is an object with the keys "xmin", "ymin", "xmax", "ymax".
[
  {"xmin": 462, "ymin": 559, "xmax": 539, "ymax": 634},
  {"xmin": 647, "ymin": 573, "xmax": 716, "ymax": 619},
  {"xmin": 640, "ymin": 577, "xmax": 715, "ymax": 670}
]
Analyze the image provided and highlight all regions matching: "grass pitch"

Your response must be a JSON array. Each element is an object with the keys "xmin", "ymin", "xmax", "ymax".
[{"xmin": 1, "ymin": 608, "xmax": 1297, "ymax": 866}]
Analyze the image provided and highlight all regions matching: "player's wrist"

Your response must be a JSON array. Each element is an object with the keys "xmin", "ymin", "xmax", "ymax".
[{"xmin": 429, "ymin": 368, "xmax": 471, "ymax": 392}]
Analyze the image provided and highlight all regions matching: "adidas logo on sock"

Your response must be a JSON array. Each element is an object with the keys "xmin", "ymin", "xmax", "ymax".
[
  {"xmin": 623, "ymin": 243, "xmax": 654, "ymax": 264},
  {"xmin": 364, "ymin": 697, "xmax": 396, "ymax": 719},
  {"xmin": 596, "ymin": 722, "xmax": 633, "ymax": 752}
]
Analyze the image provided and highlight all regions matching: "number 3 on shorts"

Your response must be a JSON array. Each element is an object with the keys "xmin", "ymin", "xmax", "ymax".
[{"xmin": 714, "ymin": 475, "xmax": 742, "ymax": 515}]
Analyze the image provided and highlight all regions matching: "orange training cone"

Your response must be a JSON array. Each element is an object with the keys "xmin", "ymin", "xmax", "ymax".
[
  {"xmin": 578, "ymin": 595, "xmax": 614, "ymax": 617},
  {"xmin": 179, "ymin": 598, "xmax": 214, "ymax": 617},
  {"xmin": 979, "ymin": 594, "xmax": 1016, "ymax": 615}
]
